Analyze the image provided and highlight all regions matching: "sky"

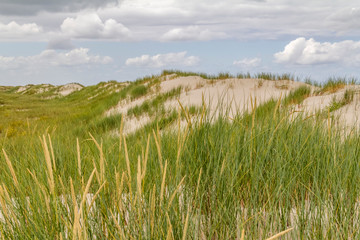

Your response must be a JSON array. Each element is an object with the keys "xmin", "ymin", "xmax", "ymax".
[{"xmin": 1, "ymin": 0, "xmax": 360, "ymax": 86}]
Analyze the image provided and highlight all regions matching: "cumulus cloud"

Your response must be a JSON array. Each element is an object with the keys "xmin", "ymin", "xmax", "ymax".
[
  {"xmin": 125, "ymin": 51, "xmax": 200, "ymax": 68},
  {"xmin": 0, "ymin": 0, "xmax": 119, "ymax": 15},
  {"xmin": 0, "ymin": 21, "xmax": 42, "ymax": 39},
  {"xmin": 274, "ymin": 37, "xmax": 360, "ymax": 65},
  {"xmin": 60, "ymin": 13, "xmax": 131, "ymax": 39},
  {"xmin": 233, "ymin": 57, "xmax": 262, "ymax": 68},
  {"xmin": 0, "ymin": 48, "xmax": 112, "ymax": 70},
  {"xmin": 161, "ymin": 25, "xmax": 228, "ymax": 41}
]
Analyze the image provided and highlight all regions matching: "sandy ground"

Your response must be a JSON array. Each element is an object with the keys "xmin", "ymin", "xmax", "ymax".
[
  {"xmin": 294, "ymin": 85, "xmax": 360, "ymax": 130},
  {"xmin": 333, "ymin": 89, "xmax": 360, "ymax": 130},
  {"xmin": 162, "ymin": 77, "xmax": 306, "ymax": 118},
  {"xmin": 106, "ymin": 91, "xmax": 158, "ymax": 134}
]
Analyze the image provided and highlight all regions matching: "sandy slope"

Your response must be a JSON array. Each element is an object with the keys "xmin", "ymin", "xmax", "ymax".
[
  {"xmin": 294, "ymin": 85, "xmax": 360, "ymax": 130},
  {"xmin": 107, "ymin": 76, "xmax": 307, "ymax": 134},
  {"xmin": 162, "ymin": 76, "xmax": 306, "ymax": 118},
  {"xmin": 14, "ymin": 83, "xmax": 83, "ymax": 97}
]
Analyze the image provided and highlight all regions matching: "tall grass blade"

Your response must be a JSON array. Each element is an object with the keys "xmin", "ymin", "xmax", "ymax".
[
  {"xmin": 266, "ymin": 227, "xmax": 294, "ymax": 240},
  {"xmin": 2, "ymin": 149, "xmax": 19, "ymax": 190}
]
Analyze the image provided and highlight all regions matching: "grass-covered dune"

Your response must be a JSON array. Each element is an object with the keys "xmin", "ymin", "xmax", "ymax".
[{"xmin": 1, "ymin": 71, "xmax": 360, "ymax": 239}]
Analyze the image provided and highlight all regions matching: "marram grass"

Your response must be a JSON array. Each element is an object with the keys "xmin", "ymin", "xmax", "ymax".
[{"xmin": 1, "ymin": 85, "xmax": 360, "ymax": 239}]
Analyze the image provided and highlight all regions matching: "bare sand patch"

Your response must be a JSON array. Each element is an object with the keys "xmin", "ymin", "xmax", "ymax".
[
  {"xmin": 164, "ymin": 77, "xmax": 306, "ymax": 118},
  {"xmin": 160, "ymin": 76, "xmax": 206, "ymax": 93},
  {"xmin": 16, "ymin": 85, "xmax": 31, "ymax": 93},
  {"xmin": 58, "ymin": 83, "xmax": 83, "ymax": 96}
]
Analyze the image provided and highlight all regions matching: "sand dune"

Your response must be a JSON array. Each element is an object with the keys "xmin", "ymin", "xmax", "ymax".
[{"xmin": 104, "ymin": 75, "xmax": 360, "ymax": 134}]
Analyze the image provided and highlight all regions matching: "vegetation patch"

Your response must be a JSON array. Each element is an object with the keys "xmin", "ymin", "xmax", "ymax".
[
  {"xmin": 255, "ymin": 72, "xmax": 296, "ymax": 81},
  {"xmin": 316, "ymin": 77, "xmax": 357, "ymax": 94},
  {"xmin": 162, "ymin": 70, "xmax": 296, "ymax": 81},
  {"xmin": 0, "ymin": 78, "xmax": 153, "ymax": 139},
  {"xmin": 328, "ymin": 89, "xmax": 355, "ymax": 112},
  {"xmin": 283, "ymin": 86, "xmax": 311, "ymax": 106},
  {"xmin": 2, "ymin": 94, "xmax": 359, "ymax": 238},
  {"xmin": 130, "ymin": 85, "xmax": 148, "ymax": 99},
  {"xmin": 2, "ymin": 72, "xmax": 360, "ymax": 238}
]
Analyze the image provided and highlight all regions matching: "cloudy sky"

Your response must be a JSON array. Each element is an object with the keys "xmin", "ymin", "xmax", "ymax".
[{"xmin": 1, "ymin": 0, "xmax": 360, "ymax": 85}]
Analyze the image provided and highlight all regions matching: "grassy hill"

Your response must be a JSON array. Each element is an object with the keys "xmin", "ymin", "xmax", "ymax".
[{"xmin": 0, "ymin": 71, "xmax": 360, "ymax": 239}]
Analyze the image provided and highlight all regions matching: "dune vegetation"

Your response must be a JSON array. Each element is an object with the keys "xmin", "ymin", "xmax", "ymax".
[{"xmin": 0, "ymin": 71, "xmax": 360, "ymax": 239}]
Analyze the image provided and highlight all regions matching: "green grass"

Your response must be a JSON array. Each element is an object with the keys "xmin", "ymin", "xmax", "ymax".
[
  {"xmin": 130, "ymin": 85, "xmax": 148, "ymax": 99},
  {"xmin": 1, "ymin": 73, "xmax": 360, "ymax": 239},
  {"xmin": 255, "ymin": 72, "xmax": 296, "ymax": 81},
  {"xmin": 328, "ymin": 89, "xmax": 355, "ymax": 112},
  {"xmin": 283, "ymin": 86, "xmax": 311, "ymax": 106},
  {"xmin": 162, "ymin": 70, "xmax": 297, "ymax": 82},
  {"xmin": 2, "ymin": 97, "xmax": 360, "ymax": 239},
  {"xmin": 0, "ymin": 79, "xmax": 148, "ymax": 139},
  {"xmin": 316, "ymin": 77, "xmax": 357, "ymax": 94}
]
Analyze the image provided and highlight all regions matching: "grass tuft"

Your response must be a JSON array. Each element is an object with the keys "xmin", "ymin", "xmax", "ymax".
[
  {"xmin": 130, "ymin": 85, "xmax": 148, "ymax": 99},
  {"xmin": 283, "ymin": 86, "xmax": 311, "ymax": 106},
  {"xmin": 328, "ymin": 89, "xmax": 355, "ymax": 112}
]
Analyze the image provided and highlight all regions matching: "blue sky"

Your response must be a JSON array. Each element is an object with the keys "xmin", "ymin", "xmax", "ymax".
[{"xmin": 1, "ymin": 0, "xmax": 360, "ymax": 85}]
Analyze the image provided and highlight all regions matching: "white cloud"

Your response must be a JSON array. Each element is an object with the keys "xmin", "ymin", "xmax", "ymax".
[
  {"xmin": 125, "ymin": 51, "xmax": 200, "ymax": 68},
  {"xmin": 0, "ymin": 48, "xmax": 112, "ymax": 70},
  {"xmin": 3, "ymin": 1, "xmax": 360, "ymax": 42},
  {"xmin": 233, "ymin": 57, "xmax": 262, "ymax": 68},
  {"xmin": 0, "ymin": 21, "xmax": 42, "ymax": 39},
  {"xmin": 100, "ymin": 0, "xmax": 346, "ymax": 41},
  {"xmin": 161, "ymin": 25, "xmax": 228, "ymax": 41},
  {"xmin": 60, "ymin": 13, "xmax": 131, "ymax": 39},
  {"xmin": 274, "ymin": 37, "xmax": 360, "ymax": 65}
]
